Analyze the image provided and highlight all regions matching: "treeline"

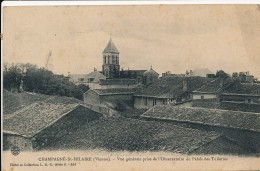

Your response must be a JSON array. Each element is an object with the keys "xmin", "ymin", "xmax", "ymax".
[{"xmin": 3, "ymin": 63, "xmax": 89, "ymax": 100}]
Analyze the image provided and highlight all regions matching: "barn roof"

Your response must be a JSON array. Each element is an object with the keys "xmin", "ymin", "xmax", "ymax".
[
  {"xmin": 3, "ymin": 95, "xmax": 89, "ymax": 137},
  {"xmin": 141, "ymin": 105, "xmax": 260, "ymax": 132},
  {"xmin": 222, "ymin": 83, "xmax": 260, "ymax": 96},
  {"xmin": 135, "ymin": 76, "xmax": 209, "ymax": 98}
]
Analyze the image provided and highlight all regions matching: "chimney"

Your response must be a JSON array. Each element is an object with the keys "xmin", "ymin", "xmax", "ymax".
[{"xmin": 183, "ymin": 79, "xmax": 188, "ymax": 91}]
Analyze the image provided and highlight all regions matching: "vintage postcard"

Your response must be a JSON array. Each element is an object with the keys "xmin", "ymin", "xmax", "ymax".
[{"xmin": 1, "ymin": 1, "xmax": 260, "ymax": 171}]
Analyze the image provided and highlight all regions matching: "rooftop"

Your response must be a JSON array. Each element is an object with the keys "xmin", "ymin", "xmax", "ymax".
[
  {"xmin": 3, "ymin": 95, "xmax": 86, "ymax": 137},
  {"xmin": 103, "ymin": 38, "xmax": 119, "ymax": 53},
  {"xmin": 43, "ymin": 117, "xmax": 224, "ymax": 154},
  {"xmin": 194, "ymin": 78, "xmax": 233, "ymax": 93},
  {"xmin": 223, "ymin": 83, "xmax": 260, "ymax": 96},
  {"xmin": 135, "ymin": 76, "xmax": 209, "ymax": 98},
  {"xmin": 141, "ymin": 105, "xmax": 260, "ymax": 132},
  {"xmin": 3, "ymin": 91, "xmax": 51, "ymax": 115},
  {"xmin": 69, "ymin": 71, "xmax": 106, "ymax": 83}
]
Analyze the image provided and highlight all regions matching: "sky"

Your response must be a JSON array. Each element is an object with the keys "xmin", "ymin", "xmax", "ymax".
[{"xmin": 3, "ymin": 5, "xmax": 260, "ymax": 78}]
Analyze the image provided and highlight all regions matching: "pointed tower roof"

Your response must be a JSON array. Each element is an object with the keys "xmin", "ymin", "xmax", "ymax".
[{"xmin": 103, "ymin": 38, "xmax": 119, "ymax": 53}]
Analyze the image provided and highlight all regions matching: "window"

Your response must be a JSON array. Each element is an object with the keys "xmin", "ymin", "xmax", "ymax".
[
  {"xmin": 201, "ymin": 95, "xmax": 204, "ymax": 100},
  {"xmin": 88, "ymin": 78, "xmax": 94, "ymax": 82},
  {"xmin": 153, "ymin": 99, "xmax": 157, "ymax": 106},
  {"xmin": 144, "ymin": 97, "xmax": 148, "ymax": 106},
  {"xmin": 24, "ymin": 143, "xmax": 27, "ymax": 147},
  {"xmin": 78, "ymin": 78, "xmax": 84, "ymax": 82}
]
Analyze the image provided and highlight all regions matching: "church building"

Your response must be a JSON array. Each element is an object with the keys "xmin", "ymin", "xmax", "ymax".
[
  {"xmin": 102, "ymin": 38, "xmax": 120, "ymax": 78},
  {"xmin": 69, "ymin": 37, "xmax": 159, "ymax": 89}
]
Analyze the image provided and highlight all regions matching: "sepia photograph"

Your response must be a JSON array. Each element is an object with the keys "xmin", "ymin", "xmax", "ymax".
[{"xmin": 1, "ymin": 2, "xmax": 260, "ymax": 171}]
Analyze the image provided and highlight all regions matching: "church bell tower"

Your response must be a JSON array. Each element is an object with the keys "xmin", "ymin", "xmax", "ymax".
[{"xmin": 102, "ymin": 38, "xmax": 120, "ymax": 78}]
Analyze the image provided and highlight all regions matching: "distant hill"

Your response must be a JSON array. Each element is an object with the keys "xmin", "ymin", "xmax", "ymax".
[
  {"xmin": 3, "ymin": 90, "xmax": 51, "ymax": 115},
  {"xmin": 192, "ymin": 68, "xmax": 214, "ymax": 77}
]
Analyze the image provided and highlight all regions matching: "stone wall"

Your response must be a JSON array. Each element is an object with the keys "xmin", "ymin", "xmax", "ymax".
[{"xmin": 3, "ymin": 134, "xmax": 33, "ymax": 151}]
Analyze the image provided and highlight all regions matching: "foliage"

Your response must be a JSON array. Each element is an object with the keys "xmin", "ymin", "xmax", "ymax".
[
  {"xmin": 3, "ymin": 64, "xmax": 23, "ymax": 92},
  {"xmin": 3, "ymin": 63, "xmax": 89, "ymax": 100},
  {"xmin": 216, "ymin": 70, "xmax": 230, "ymax": 79}
]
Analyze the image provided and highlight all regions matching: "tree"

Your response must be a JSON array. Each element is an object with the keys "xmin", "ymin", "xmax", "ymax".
[
  {"xmin": 3, "ymin": 62, "xmax": 90, "ymax": 100},
  {"xmin": 216, "ymin": 70, "xmax": 230, "ymax": 79},
  {"xmin": 3, "ymin": 64, "xmax": 23, "ymax": 91}
]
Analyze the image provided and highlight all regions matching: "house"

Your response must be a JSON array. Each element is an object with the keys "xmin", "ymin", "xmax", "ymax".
[
  {"xmin": 84, "ymin": 88, "xmax": 137, "ymax": 107},
  {"xmin": 134, "ymin": 76, "xmax": 209, "ymax": 109},
  {"xmin": 141, "ymin": 105, "xmax": 260, "ymax": 153},
  {"xmin": 83, "ymin": 88, "xmax": 139, "ymax": 116},
  {"xmin": 3, "ymin": 96, "xmax": 102, "ymax": 151},
  {"xmin": 191, "ymin": 78, "xmax": 236, "ymax": 109},
  {"xmin": 69, "ymin": 69, "xmax": 106, "ymax": 89},
  {"xmin": 192, "ymin": 78, "xmax": 234, "ymax": 103},
  {"xmin": 221, "ymin": 82, "xmax": 260, "ymax": 113}
]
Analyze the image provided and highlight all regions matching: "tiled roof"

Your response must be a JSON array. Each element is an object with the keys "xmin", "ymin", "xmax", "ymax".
[
  {"xmin": 3, "ymin": 91, "xmax": 50, "ymax": 115},
  {"xmin": 194, "ymin": 78, "xmax": 233, "ymax": 93},
  {"xmin": 3, "ymin": 96, "xmax": 86, "ymax": 137},
  {"xmin": 69, "ymin": 71, "xmax": 106, "ymax": 83},
  {"xmin": 103, "ymin": 38, "xmax": 119, "ymax": 53},
  {"xmin": 223, "ymin": 83, "xmax": 260, "ymax": 96},
  {"xmin": 135, "ymin": 76, "xmax": 209, "ymax": 98},
  {"xmin": 85, "ymin": 71, "xmax": 106, "ymax": 83},
  {"xmin": 91, "ymin": 88, "xmax": 138, "ymax": 95},
  {"xmin": 44, "ymin": 117, "xmax": 222, "ymax": 154},
  {"xmin": 141, "ymin": 105, "xmax": 260, "ymax": 132}
]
